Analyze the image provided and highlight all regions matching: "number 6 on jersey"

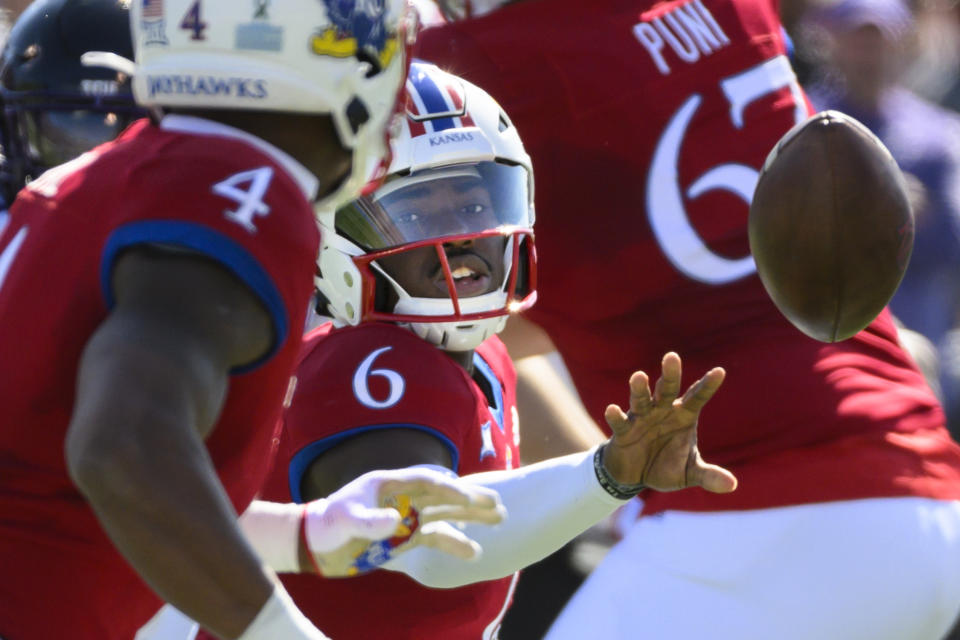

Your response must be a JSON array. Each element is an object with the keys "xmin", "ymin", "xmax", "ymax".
[{"xmin": 353, "ymin": 347, "xmax": 406, "ymax": 409}]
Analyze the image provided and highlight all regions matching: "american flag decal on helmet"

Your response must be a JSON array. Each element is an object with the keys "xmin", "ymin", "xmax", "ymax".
[
  {"xmin": 404, "ymin": 63, "xmax": 476, "ymax": 137},
  {"xmin": 141, "ymin": 0, "xmax": 168, "ymax": 45},
  {"xmin": 142, "ymin": 0, "xmax": 163, "ymax": 19}
]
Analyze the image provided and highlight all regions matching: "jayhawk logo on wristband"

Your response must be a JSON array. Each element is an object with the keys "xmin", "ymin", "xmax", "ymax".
[{"xmin": 347, "ymin": 494, "xmax": 420, "ymax": 575}]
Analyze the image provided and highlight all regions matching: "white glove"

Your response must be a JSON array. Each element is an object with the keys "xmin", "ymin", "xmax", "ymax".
[{"xmin": 302, "ymin": 467, "xmax": 506, "ymax": 577}]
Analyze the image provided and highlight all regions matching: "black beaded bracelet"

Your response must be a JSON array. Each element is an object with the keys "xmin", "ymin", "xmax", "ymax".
[{"xmin": 593, "ymin": 444, "xmax": 646, "ymax": 501}]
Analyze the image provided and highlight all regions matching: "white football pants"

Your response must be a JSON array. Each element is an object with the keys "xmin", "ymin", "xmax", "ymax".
[{"xmin": 547, "ymin": 497, "xmax": 960, "ymax": 640}]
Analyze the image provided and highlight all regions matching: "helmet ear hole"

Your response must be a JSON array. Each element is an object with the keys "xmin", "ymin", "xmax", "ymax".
[
  {"xmin": 514, "ymin": 237, "xmax": 531, "ymax": 297},
  {"xmin": 346, "ymin": 98, "xmax": 370, "ymax": 135}
]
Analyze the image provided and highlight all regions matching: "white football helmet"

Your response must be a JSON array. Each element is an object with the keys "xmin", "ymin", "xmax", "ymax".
[
  {"xmin": 315, "ymin": 60, "xmax": 536, "ymax": 351},
  {"xmin": 118, "ymin": 0, "xmax": 415, "ymax": 207}
]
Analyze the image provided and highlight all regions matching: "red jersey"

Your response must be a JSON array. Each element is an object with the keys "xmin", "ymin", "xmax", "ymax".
[
  {"xmin": 0, "ymin": 116, "xmax": 319, "ymax": 640},
  {"xmin": 265, "ymin": 323, "xmax": 518, "ymax": 640},
  {"xmin": 417, "ymin": 0, "xmax": 960, "ymax": 513}
]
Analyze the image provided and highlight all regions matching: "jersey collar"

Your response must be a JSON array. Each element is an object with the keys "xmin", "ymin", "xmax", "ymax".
[{"xmin": 159, "ymin": 114, "xmax": 319, "ymax": 201}]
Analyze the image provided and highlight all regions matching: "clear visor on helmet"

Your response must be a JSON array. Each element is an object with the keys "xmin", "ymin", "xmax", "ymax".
[{"xmin": 336, "ymin": 161, "xmax": 531, "ymax": 250}]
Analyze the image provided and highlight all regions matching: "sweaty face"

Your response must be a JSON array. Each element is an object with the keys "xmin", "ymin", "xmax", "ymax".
[{"xmin": 374, "ymin": 177, "xmax": 507, "ymax": 299}]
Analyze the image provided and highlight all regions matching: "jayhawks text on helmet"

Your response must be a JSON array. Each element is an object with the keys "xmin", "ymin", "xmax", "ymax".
[
  {"xmin": 146, "ymin": 75, "xmax": 268, "ymax": 99},
  {"xmin": 126, "ymin": 0, "xmax": 413, "ymax": 210}
]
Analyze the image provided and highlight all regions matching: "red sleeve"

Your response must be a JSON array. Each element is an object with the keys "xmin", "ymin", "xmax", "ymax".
[
  {"xmin": 281, "ymin": 324, "xmax": 477, "ymax": 501},
  {"xmin": 99, "ymin": 136, "xmax": 320, "ymax": 372}
]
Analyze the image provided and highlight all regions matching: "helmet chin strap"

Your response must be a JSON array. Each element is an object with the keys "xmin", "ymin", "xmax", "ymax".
[
  {"xmin": 401, "ymin": 316, "xmax": 507, "ymax": 352},
  {"xmin": 374, "ymin": 251, "xmax": 513, "ymax": 351}
]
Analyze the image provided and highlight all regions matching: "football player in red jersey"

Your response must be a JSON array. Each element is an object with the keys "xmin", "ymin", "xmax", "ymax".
[
  {"xmin": 0, "ymin": 2, "xmax": 510, "ymax": 640},
  {"xmin": 187, "ymin": 60, "xmax": 732, "ymax": 640},
  {"xmin": 416, "ymin": 2, "xmax": 960, "ymax": 638}
]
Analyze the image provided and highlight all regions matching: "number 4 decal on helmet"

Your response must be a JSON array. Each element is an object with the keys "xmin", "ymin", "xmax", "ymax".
[
  {"xmin": 180, "ymin": 0, "xmax": 207, "ymax": 41},
  {"xmin": 212, "ymin": 167, "xmax": 274, "ymax": 233}
]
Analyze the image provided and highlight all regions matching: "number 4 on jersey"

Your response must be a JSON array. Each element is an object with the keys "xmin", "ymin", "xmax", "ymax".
[{"xmin": 212, "ymin": 167, "xmax": 274, "ymax": 233}]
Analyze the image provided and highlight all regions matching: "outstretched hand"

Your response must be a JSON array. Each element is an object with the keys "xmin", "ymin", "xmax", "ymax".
[{"xmin": 601, "ymin": 352, "xmax": 737, "ymax": 494}]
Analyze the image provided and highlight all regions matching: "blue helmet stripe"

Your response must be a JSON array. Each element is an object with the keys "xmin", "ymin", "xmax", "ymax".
[{"xmin": 410, "ymin": 70, "xmax": 457, "ymax": 132}]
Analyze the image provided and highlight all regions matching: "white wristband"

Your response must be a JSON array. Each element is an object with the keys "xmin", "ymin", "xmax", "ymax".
[
  {"xmin": 237, "ymin": 584, "xmax": 328, "ymax": 640},
  {"xmin": 238, "ymin": 501, "xmax": 303, "ymax": 574}
]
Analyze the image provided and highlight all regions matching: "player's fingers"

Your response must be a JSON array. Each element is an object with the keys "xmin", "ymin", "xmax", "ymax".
[
  {"xmin": 603, "ymin": 404, "xmax": 630, "ymax": 436},
  {"xmin": 379, "ymin": 475, "xmax": 500, "ymax": 509},
  {"xmin": 412, "ymin": 521, "xmax": 483, "ymax": 560},
  {"xmin": 653, "ymin": 352, "xmax": 682, "ymax": 407},
  {"xmin": 413, "ymin": 493, "xmax": 502, "ymax": 513},
  {"xmin": 688, "ymin": 459, "xmax": 738, "ymax": 494},
  {"xmin": 401, "ymin": 484, "xmax": 502, "ymax": 512},
  {"xmin": 627, "ymin": 370, "xmax": 653, "ymax": 417},
  {"xmin": 679, "ymin": 367, "xmax": 726, "ymax": 414},
  {"xmin": 418, "ymin": 503, "xmax": 507, "ymax": 526},
  {"xmin": 342, "ymin": 504, "xmax": 404, "ymax": 541}
]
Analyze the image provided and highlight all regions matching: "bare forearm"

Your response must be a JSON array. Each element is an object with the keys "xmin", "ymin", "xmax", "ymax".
[
  {"xmin": 77, "ymin": 439, "xmax": 273, "ymax": 638},
  {"xmin": 67, "ymin": 325, "xmax": 272, "ymax": 639}
]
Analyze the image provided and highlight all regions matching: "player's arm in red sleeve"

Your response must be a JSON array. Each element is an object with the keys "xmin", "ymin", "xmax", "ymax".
[{"xmin": 66, "ymin": 248, "xmax": 280, "ymax": 640}]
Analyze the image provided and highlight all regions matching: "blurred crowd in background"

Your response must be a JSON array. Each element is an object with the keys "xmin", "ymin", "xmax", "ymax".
[
  {"xmin": 787, "ymin": 0, "xmax": 960, "ymax": 440},
  {"xmin": 0, "ymin": 0, "xmax": 29, "ymax": 43}
]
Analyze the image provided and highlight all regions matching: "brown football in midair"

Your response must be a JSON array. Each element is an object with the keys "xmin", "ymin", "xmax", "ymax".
[{"xmin": 748, "ymin": 110, "xmax": 914, "ymax": 343}]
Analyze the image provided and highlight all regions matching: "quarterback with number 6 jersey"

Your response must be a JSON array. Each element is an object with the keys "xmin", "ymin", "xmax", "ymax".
[
  {"xmin": 418, "ymin": 0, "xmax": 960, "ymax": 638},
  {"xmin": 261, "ymin": 323, "xmax": 523, "ymax": 639},
  {"xmin": 190, "ymin": 61, "xmax": 739, "ymax": 640}
]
